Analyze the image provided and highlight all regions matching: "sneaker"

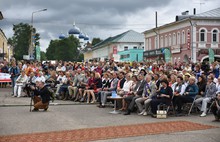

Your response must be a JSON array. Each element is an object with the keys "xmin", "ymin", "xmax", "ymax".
[
  {"xmin": 143, "ymin": 112, "xmax": 148, "ymax": 116},
  {"xmin": 138, "ymin": 111, "xmax": 145, "ymax": 115},
  {"xmin": 12, "ymin": 95, "xmax": 17, "ymax": 97},
  {"xmin": 200, "ymin": 112, "xmax": 207, "ymax": 117}
]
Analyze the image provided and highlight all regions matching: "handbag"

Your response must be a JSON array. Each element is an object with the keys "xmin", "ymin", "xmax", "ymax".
[{"xmin": 156, "ymin": 105, "xmax": 167, "ymax": 119}]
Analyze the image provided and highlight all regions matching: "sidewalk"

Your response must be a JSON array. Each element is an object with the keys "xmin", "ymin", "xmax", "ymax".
[{"xmin": 0, "ymin": 88, "xmax": 220, "ymax": 142}]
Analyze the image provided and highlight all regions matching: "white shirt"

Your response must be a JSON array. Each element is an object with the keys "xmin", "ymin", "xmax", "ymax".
[
  {"xmin": 16, "ymin": 74, "xmax": 28, "ymax": 86},
  {"xmin": 57, "ymin": 75, "xmax": 67, "ymax": 84},
  {"xmin": 122, "ymin": 80, "xmax": 133, "ymax": 92}
]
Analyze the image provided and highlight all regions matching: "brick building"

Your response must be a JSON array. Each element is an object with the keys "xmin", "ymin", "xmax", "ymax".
[{"xmin": 143, "ymin": 7, "xmax": 220, "ymax": 63}]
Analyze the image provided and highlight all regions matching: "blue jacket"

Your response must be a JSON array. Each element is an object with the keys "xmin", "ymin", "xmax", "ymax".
[
  {"xmin": 185, "ymin": 83, "xmax": 199, "ymax": 98},
  {"xmin": 9, "ymin": 66, "xmax": 20, "ymax": 78}
]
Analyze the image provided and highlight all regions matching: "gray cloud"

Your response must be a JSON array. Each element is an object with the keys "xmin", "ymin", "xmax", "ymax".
[{"xmin": 0, "ymin": 0, "xmax": 219, "ymax": 52}]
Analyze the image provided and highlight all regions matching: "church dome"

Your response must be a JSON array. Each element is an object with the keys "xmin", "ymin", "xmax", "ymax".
[
  {"xmin": 59, "ymin": 33, "xmax": 66, "ymax": 39},
  {"xmin": 68, "ymin": 24, "xmax": 80, "ymax": 35},
  {"xmin": 78, "ymin": 33, "xmax": 85, "ymax": 39}
]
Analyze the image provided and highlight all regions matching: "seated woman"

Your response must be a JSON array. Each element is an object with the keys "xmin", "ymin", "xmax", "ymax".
[
  {"xmin": 78, "ymin": 71, "xmax": 90, "ymax": 102},
  {"xmin": 120, "ymin": 75, "xmax": 138, "ymax": 111},
  {"xmin": 55, "ymin": 71, "xmax": 67, "ymax": 97},
  {"xmin": 86, "ymin": 72, "xmax": 102, "ymax": 103},
  {"xmin": 172, "ymin": 76, "xmax": 186, "ymax": 110},
  {"xmin": 175, "ymin": 76, "xmax": 198, "ymax": 115},
  {"xmin": 13, "ymin": 70, "xmax": 28, "ymax": 97},
  {"xmin": 117, "ymin": 73, "xmax": 133, "ymax": 97},
  {"xmin": 82, "ymin": 72, "xmax": 95, "ymax": 103},
  {"xmin": 150, "ymin": 79, "xmax": 173, "ymax": 117},
  {"xmin": 197, "ymin": 75, "xmax": 207, "ymax": 98},
  {"xmin": 60, "ymin": 72, "xmax": 73, "ymax": 100}
]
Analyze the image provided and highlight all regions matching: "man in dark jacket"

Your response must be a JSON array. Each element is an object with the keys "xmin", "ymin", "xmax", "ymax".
[
  {"xmin": 124, "ymin": 73, "xmax": 146, "ymax": 115},
  {"xmin": 31, "ymin": 78, "xmax": 50, "ymax": 111}
]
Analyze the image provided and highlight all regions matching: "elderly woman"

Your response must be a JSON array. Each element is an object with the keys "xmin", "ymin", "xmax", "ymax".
[
  {"xmin": 150, "ymin": 79, "xmax": 173, "ymax": 117},
  {"xmin": 13, "ymin": 70, "xmax": 28, "ymax": 97},
  {"xmin": 120, "ymin": 75, "xmax": 138, "ymax": 111},
  {"xmin": 175, "ymin": 76, "xmax": 199, "ymax": 115}
]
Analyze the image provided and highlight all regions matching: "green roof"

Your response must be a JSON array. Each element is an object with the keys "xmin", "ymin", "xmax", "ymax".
[{"xmin": 93, "ymin": 30, "xmax": 144, "ymax": 49}]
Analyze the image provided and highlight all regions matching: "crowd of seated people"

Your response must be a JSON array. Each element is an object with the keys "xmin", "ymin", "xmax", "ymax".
[{"xmin": 1, "ymin": 59, "xmax": 220, "ymax": 120}]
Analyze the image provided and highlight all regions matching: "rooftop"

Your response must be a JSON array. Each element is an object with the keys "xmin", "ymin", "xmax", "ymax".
[
  {"xmin": 93, "ymin": 30, "xmax": 144, "ymax": 49},
  {"xmin": 196, "ymin": 7, "xmax": 220, "ymax": 18}
]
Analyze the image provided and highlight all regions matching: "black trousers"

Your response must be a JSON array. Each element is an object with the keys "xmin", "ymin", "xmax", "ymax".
[
  {"xmin": 151, "ymin": 97, "xmax": 171, "ymax": 114},
  {"xmin": 175, "ymin": 95, "xmax": 194, "ymax": 112}
]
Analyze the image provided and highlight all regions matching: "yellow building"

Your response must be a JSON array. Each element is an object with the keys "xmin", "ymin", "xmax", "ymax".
[
  {"xmin": 83, "ymin": 50, "xmax": 93, "ymax": 62},
  {"xmin": 0, "ymin": 29, "xmax": 9, "ymax": 61}
]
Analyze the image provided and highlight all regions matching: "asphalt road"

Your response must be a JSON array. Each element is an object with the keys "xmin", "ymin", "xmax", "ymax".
[{"xmin": 0, "ymin": 88, "xmax": 220, "ymax": 142}]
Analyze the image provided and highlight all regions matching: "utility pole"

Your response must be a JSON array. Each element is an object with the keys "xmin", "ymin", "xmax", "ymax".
[{"xmin": 29, "ymin": 8, "xmax": 47, "ymax": 60}]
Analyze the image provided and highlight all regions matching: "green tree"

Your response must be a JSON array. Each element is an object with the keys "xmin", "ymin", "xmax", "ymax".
[
  {"xmin": 46, "ymin": 35, "xmax": 80, "ymax": 61},
  {"xmin": 40, "ymin": 51, "xmax": 47, "ymax": 61},
  {"xmin": 8, "ymin": 23, "xmax": 40, "ymax": 60},
  {"xmin": 91, "ymin": 38, "xmax": 102, "ymax": 46}
]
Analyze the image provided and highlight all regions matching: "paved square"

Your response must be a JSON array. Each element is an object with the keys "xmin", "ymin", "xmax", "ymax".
[{"xmin": 0, "ymin": 121, "xmax": 217, "ymax": 142}]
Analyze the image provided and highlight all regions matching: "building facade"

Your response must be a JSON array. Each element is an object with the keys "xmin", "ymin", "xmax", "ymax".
[
  {"xmin": 143, "ymin": 7, "xmax": 220, "ymax": 63},
  {"xmin": 0, "ymin": 29, "xmax": 9, "ymax": 61},
  {"xmin": 83, "ymin": 30, "xmax": 144, "ymax": 62},
  {"xmin": 117, "ymin": 49, "xmax": 143, "ymax": 62}
]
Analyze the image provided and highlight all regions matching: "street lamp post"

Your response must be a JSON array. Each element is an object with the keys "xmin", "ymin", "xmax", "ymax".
[{"xmin": 29, "ymin": 8, "xmax": 47, "ymax": 60}]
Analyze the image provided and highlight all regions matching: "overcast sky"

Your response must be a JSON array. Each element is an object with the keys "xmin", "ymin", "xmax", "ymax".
[{"xmin": 0, "ymin": 0, "xmax": 219, "ymax": 52}]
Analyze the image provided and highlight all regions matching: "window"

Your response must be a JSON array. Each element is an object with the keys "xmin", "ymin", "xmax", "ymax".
[
  {"xmin": 177, "ymin": 32, "xmax": 180, "ymax": 45},
  {"xmin": 173, "ymin": 33, "xmax": 176, "ymax": 45},
  {"xmin": 199, "ymin": 28, "xmax": 207, "ymax": 42},
  {"xmin": 165, "ymin": 35, "xmax": 168, "ymax": 47},
  {"xmin": 124, "ymin": 46, "xmax": 128, "ymax": 51},
  {"xmin": 182, "ymin": 30, "xmax": 185, "ymax": 44},
  {"xmin": 160, "ymin": 36, "xmax": 163, "ymax": 48},
  {"xmin": 169, "ymin": 34, "xmax": 172, "ymax": 46},
  {"xmin": 120, "ymin": 54, "xmax": 130, "ymax": 59},
  {"xmin": 200, "ymin": 29, "xmax": 205, "ymax": 42},
  {"xmin": 133, "ymin": 46, "xmax": 137, "ymax": 49},
  {"xmin": 212, "ymin": 29, "xmax": 218, "ymax": 42}
]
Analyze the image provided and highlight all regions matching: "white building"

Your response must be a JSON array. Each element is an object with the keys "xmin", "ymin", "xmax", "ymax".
[{"xmin": 83, "ymin": 30, "xmax": 144, "ymax": 62}]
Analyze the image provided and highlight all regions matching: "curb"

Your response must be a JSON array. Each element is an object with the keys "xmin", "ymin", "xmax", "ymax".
[{"xmin": 0, "ymin": 102, "xmax": 98, "ymax": 107}]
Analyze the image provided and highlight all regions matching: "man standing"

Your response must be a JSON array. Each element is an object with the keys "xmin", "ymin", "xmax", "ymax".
[
  {"xmin": 31, "ymin": 78, "xmax": 50, "ymax": 111},
  {"xmin": 9, "ymin": 61, "xmax": 20, "ymax": 96}
]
